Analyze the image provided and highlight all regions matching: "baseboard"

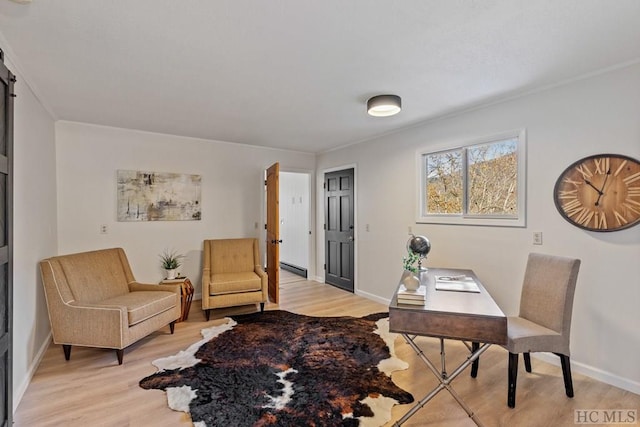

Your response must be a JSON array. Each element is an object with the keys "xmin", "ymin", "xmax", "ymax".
[
  {"xmin": 355, "ymin": 289, "xmax": 391, "ymax": 306},
  {"xmin": 13, "ymin": 331, "xmax": 52, "ymax": 414},
  {"xmin": 533, "ymin": 353, "xmax": 640, "ymax": 395},
  {"xmin": 280, "ymin": 262, "xmax": 307, "ymax": 278}
]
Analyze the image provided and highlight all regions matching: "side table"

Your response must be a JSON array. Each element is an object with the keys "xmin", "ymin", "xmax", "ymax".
[{"xmin": 160, "ymin": 277, "xmax": 194, "ymax": 322}]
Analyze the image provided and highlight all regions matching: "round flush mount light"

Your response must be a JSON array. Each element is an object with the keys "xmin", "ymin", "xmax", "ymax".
[{"xmin": 367, "ymin": 94, "xmax": 401, "ymax": 117}]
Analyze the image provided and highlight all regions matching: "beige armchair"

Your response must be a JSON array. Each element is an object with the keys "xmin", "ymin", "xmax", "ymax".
[
  {"xmin": 202, "ymin": 238, "xmax": 268, "ymax": 321},
  {"xmin": 39, "ymin": 248, "xmax": 181, "ymax": 365}
]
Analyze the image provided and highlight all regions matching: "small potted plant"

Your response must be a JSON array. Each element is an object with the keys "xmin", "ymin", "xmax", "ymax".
[
  {"xmin": 159, "ymin": 249, "xmax": 184, "ymax": 279},
  {"xmin": 402, "ymin": 250, "xmax": 420, "ymax": 290}
]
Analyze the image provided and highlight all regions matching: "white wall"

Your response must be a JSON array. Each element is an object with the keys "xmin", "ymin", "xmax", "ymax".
[
  {"xmin": 55, "ymin": 122, "xmax": 316, "ymax": 297},
  {"xmin": 279, "ymin": 171, "xmax": 310, "ymax": 270},
  {"xmin": 7, "ymin": 57, "xmax": 58, "ymax": 409},
  {"xmin": 316, "ymin": 63, "xmax": 640, "ymax": 393}
]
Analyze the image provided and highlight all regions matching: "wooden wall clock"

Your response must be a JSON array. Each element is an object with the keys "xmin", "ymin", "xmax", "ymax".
[{"xmin": 553, "ymin": 153, "xmax": 640, "ymax": 232}]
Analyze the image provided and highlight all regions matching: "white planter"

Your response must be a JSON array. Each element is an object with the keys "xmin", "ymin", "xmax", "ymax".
[
  {"xmin": 166, "ymin": 269, "xmax": 177, "ymax": 280},
  {"xmin": 402, "ymin": 271, "xmax": 420, "ymax": 291}
]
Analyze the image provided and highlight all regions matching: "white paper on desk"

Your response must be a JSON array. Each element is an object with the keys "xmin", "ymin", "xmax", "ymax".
[{"xmin": 435, "ymin": 276, "xmax": 480, "ymax": 293}]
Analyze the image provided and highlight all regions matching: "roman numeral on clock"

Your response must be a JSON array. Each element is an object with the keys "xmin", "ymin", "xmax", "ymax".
[
  {"xmin": 596, "ymin": 212, "xmax": 607, "ymax": 229},
  {"xmin": 594, "ymin": 157, "xmax": 610, "ymax": 174},
  {"xmin": 623, "ymin": 171, "xmax": 640, "ymax": 184},
  {"xmin": 614, "ymin": 210, "xmax": 628, "ymax": 226},
  {"xmin": 614, "ymin": 160, "xmax": 628, "ymax": 177},
  {"xmin": 562, "ymin": 199, "xmax": 582, "ymax": 216},
  {"xmin": 575, "ymin": 164, "xmax": 593, "ymax": 179},
  {"xmin": 627, "ymin": 187, "xmax": 640, "ymax": 197},
  {"xmin": 558, "ymin": 189, "xmax": 578, "ymax": 199}
]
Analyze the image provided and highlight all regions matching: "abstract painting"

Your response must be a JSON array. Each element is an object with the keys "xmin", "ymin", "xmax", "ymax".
[{"xmin": 117, "ymin": 170, "xmax": 201, "ymax": 221}]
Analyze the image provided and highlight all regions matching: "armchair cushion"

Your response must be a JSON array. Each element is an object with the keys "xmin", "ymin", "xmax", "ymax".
[
  {"xmin": 101, "ymin": 291, "xmax": 178, "ymax": 326},
  {"xmin": 210, "ymin": 272, "xmax": 262, "ymax": 294}
]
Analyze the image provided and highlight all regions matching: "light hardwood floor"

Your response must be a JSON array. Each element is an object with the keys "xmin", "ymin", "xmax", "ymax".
[{"xmin": 14, "ymin": 274, "xmax": 639, "ymax": 426}]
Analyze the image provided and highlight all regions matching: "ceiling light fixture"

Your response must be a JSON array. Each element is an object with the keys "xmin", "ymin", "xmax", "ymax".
[{"xmin": 367, "ymin": 94, "xmax": 401, "ymax": 117}]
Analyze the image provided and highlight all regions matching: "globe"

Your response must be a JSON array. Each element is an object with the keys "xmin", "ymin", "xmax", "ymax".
[{"xmin": 407, "ymin": 235, "xmax": 431, "ymax": 257}]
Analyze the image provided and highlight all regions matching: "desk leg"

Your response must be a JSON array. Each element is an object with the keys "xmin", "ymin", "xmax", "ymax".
[{"xmin": 394, "ymin": 334, "xmax": 491, "ymax": 427}]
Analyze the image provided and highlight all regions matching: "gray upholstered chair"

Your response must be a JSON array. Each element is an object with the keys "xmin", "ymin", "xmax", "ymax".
[
  {"xmin": 201, "ymin": 238, "xmax": 268, "ymax": 321},
  {"xmin": 502, "ymin": 253, "xmax": 581, "ymax": 407}
]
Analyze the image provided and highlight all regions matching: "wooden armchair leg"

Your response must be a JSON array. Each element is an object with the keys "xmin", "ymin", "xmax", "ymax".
[
  {"xmin": 205, "ymin": 309, "xmax": 211, "ymax": 321},
  {"xmin": 556, "ymin": 353, "xmax": 574, "ymax": 398},
  {"xmin": 523, "ymin": 352, "xmax": 532, "ymax": 373},
  {"xmin": 508, "ymin": 352, "xmax": 519, "ymax": 408},
  {"xmin": 470, "ymin": 342, "xmax": 479, "ymax": 378},
  {"xmin": 169, "ymin": 321, "xmax": 175, "ymax": 334},
  {"xmin": 116, "ymin": 349, "xmax": 124, "ymax": 365},
  {"xmin": 260, "ymin": 302, "xmax": 265, "ymax": 312},
  {"xmin": 63, "ymin": 344, "xmax": 71, "ymax": 361}
]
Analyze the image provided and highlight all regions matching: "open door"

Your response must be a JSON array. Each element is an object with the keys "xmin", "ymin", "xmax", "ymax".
[{"xmin": 266, "ymin": 162, "xmax": 280, "ymax": 303}]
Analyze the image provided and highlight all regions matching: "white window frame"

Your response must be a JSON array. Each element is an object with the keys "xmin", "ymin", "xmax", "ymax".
[{"xmin": 416, "ymin": 129, "xmax": 527, "ymax": 227}]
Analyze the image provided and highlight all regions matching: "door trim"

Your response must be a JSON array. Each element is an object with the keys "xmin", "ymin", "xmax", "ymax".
[{"xmin": 320, "ymin": 163, "xmax": 357, "ymax": 291}]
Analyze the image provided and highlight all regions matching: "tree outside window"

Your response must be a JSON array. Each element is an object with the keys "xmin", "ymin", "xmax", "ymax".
[{"xmin": 418, "ymin": 130, "xmax": 526, "ymax": 227}]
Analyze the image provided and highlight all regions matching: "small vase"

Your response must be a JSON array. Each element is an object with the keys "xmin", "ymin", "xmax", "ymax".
[
  {"xmin": 402, "ymin": 271, "xmax": 420, "ymax": 291},
  {"xmin": 166, "ymin": 269, "xmax": 177, "ymax": 280}
]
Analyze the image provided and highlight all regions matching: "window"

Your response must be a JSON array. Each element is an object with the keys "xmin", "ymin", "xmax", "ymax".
[{"xmin": 417, "ymin": 130, "xmax": 526, "ymax": 227}]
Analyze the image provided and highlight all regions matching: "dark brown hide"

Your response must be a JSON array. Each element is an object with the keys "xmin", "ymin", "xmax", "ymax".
[{"xmin": 140, "ymin": 310, "xmax": 413, "ymax": 426}]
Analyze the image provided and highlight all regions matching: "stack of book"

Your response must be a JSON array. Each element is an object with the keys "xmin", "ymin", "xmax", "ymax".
[{"xmin": 397, "ymin": 284, "xmax": 426, "ymax": 305}]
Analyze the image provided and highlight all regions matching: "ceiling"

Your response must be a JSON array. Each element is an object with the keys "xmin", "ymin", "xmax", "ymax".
[{"xmin": 1, "ymin": 1, "xmax": 639, "ymax": 154}]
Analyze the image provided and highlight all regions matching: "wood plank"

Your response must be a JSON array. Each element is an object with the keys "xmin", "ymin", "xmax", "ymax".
[{"xmin": 13, "ymin": 276, "xmax": 640, "ymax": 427}]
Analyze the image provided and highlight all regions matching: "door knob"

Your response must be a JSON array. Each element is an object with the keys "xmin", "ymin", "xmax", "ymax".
[{"xmin": 348, "ymin": 236, "xmax": 354, "ymax": 241}]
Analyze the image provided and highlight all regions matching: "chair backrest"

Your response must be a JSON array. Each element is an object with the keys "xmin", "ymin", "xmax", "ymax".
[
  {"xmin": 40, "ymin": 248, "xmax": 134, "ymax": 304},
  {"xmin": 519, "ymin": 253, "xmax": 581, "ymax": 336},
  {"xmin": 204, "ymin": 238, "xmax": 260, "ymax": 274}
]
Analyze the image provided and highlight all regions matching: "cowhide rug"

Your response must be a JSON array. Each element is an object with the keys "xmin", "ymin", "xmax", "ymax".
[{"xmin": 140, "ymin": 310, "xmax": 413, "ymax": 427}]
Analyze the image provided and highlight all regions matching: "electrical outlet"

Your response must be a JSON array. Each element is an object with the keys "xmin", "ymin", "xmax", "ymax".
[
  {"xmin": 100, "ymin": 224, "xmax": 108, "ymax": 234},
  {"xmin": 533, "ymin": 231, "xmax": 543, "ymax": 245},
  {"xmin": 365, "ymin": 224, "xmax": 370, "ymax": 232},
  {"xmin": 408, "ymin": 226, "xmax": 412, "ymax": 235}
]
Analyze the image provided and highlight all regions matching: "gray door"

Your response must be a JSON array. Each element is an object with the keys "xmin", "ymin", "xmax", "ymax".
[
  {"xmin": 324, "ymin": 169, "xmax": 354, "ymax": 292},
  {"xmin": 0, "ymin": 50, "xmax": 14, "ymax": 427}
]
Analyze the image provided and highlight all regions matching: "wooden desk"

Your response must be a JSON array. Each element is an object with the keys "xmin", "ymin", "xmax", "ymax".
[{"xmin": 389, "ymin": 268, "xmax": 507, "ymax": 427}]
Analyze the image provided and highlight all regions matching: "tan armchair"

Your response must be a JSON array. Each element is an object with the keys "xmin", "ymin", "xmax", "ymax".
[
  {"xmin": 39, "ymin": 248, "xmax": 181, "ymax": 365},
  {"xmin": 202, "ymin": 238, "xmax": 268, "ymax": 321}
]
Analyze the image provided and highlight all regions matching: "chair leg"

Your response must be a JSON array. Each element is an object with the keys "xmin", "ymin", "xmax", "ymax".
[
  {"xmin": 523, "ymin": 352, "xmax": 532, "ymax": 373},
  {"xmin": 63, "ymin": 344, "xmax": 71, "ymax": 361},
  {"xmin": 169, "ymin": 321, "xmax": 175, "ymax": 334},
  {"xmin": 116, "ymin": 349, "xmax": 124, "ymax": 365},
  {"xmin": 470, "ymin": 342, "xmax": 479, "ymax": 378},
  {"xmin": 556, "ymin": 353, "xmax": 574, "ymax": 398},
  {"xmin": 508, "ymin": 352, "xmax": 519, "ymax": 408},
  {"xmin": 205, "ymin": 309, "xmax": 211, "ymax": 321},
  {"xmin": 260, "ymin": 302, "xmax": 265, "ymax": 312}
]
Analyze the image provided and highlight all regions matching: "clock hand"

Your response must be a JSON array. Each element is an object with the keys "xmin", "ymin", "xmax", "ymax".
[
  {"xmin": 584, "ymin": 179, "xmax": 603, "ymax": 195},
  {"xmin": 594, "ymin": 169, "xmax": 611, "ymax": 207}
]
